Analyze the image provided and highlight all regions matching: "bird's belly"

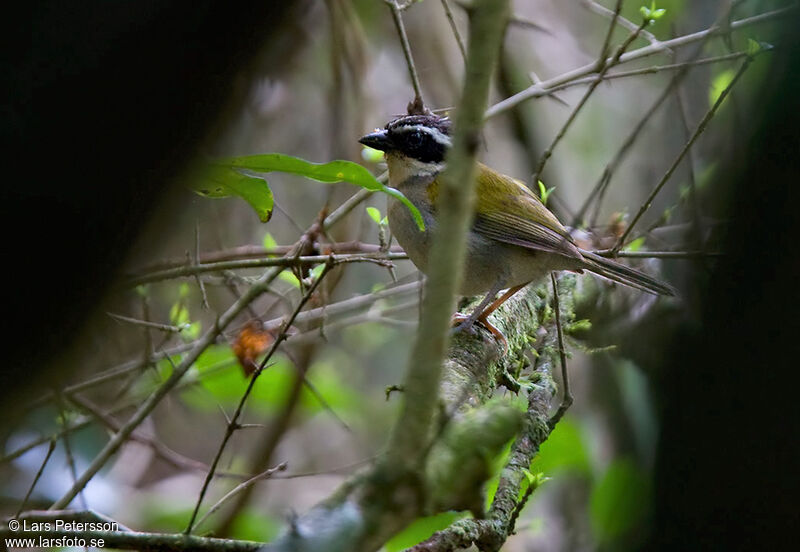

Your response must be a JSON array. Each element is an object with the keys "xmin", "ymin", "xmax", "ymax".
[{"xmin": 389, "ymin": 199, "xmax": 565, "ymax": 296}]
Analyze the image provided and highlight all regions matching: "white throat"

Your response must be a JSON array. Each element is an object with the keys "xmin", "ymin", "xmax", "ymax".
[{"xmin": 385, "ymin": 152, "xmax": 445, "ymax": 186}]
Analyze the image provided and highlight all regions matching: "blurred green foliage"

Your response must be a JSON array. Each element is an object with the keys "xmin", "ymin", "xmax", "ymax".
[
  {"xmin": 383, "ymin": 511, "xmax": 466, "ymax": 552},
  {"xmin": 530, "ymin": 418, "xmax": 591, "ymax": 476},
  {"xmin": 590, "ymin": 458, "xmax": 651, "ymax": 547}
]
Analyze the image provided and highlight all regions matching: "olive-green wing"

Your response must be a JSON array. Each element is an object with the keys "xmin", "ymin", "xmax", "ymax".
[{"xmin": 473, "ymin": 164, "xmax": 582, "ymax": 260}]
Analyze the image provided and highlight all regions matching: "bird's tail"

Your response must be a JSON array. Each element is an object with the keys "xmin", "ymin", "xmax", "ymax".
[{"xmin": 579, "ymin": 250, "xmax": 676, "ymax": 296}]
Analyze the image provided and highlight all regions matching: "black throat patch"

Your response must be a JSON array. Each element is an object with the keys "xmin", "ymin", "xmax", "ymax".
[{"xmin": 386, "ymin": 114, "xmax": 451, "ymax": 164}]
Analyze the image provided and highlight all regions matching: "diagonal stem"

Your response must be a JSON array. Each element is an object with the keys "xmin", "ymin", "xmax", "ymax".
[{"xmin": 612, "ymin": 56, "xmax": 754, "ymax": 253}]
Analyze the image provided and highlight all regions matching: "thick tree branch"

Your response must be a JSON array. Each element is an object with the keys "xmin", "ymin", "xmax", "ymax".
[
  {"xmin": 385, "ymin": 0, "xmax": 509, "ymax": 466},
  {"xmin": 256, "ymin": 2, "xmax": 511, "ymax": 550},
  {"xmin": 409, "ymin": 275, "xmax": 577, "ymax": 552}
]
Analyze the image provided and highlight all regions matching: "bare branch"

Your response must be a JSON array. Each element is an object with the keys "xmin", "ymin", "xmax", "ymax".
[
  {"xmin": 50, "ymin": 264, "xmax": 285, "ymax": 510},
  {"xmin": 547, "ymin": 273, "xmax": 571, "ymax": 429},
  {"xmin": 581, "ymin": 0, "xmax": 665, "ymax": 49},
  {"xmin": 612, "ymin": 56, "xmax": 754, "ymax": 253},
  {"xmin": 15, "ymin": 439, "xmax": 56, "ymax": 517},
  {"xmin": 486, "ymin": 4, "xmax": 794, "ymax": 118},
  {"xmin": 185, "ymin": 259, "xmax": 334, "ymax": 534},
  {"xmin": 124, "ymin": 251, "xmax": 406, "ymax": 287},
  {"xmin": 192, "ymin": 462, "xmax": 288, "ymax": 531},
  {"xmin": 440, "ymin": 0, "xmax": 467, "ymax": 60},
  {"xmin": 385, "ymin": 0, "xmax": 509, "ymax": 464},
  {"xmin": 106, "ymin": 312, "xmax": 189, "ymax": 333},
  {"xmin": 385, "ymin": 0, "xmax": 424, "ymax": 107},
  {"xmin": 532, "ymin": 3, "xmax": 644, "ymax": 183},
  {"xmin": 0, "ymin": 526, "xmax": 264, "ymax": 552}
]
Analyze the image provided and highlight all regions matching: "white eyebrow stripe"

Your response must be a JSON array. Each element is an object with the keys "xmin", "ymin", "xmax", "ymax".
[{"xmin": 391, "ymin": 124, "xmax": 452, "ymax": 147}]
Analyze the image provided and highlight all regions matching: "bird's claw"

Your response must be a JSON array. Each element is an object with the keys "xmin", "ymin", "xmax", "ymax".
[{"xmin": 450, "ymin": 313, "xmax": 508, "ymax": 352}]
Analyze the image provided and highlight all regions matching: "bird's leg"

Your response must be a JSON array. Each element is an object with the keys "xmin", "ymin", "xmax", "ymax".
[
  {"xmin": 452, "ymin": 282, "xmax": 527, "ymax": 349},
  {"xmin": 451, "ymin": 279, "xmax": 507, "ymax": 333}
]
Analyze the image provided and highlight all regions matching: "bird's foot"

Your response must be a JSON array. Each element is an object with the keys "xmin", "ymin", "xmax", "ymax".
[{"xmin": 450, "ymin": 312, "xmax": 508, "ymax": 352}]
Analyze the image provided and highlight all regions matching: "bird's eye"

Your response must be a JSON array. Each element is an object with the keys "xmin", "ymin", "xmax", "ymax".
[{"xmin": 408, "ymin": 131, "xmax": 423, "ymax": 147}]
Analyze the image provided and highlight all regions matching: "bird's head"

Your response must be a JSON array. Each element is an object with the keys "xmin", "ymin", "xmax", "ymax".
[{"xmin": 359, "ymin": 114, "xmax": 452, "ymax": 165}]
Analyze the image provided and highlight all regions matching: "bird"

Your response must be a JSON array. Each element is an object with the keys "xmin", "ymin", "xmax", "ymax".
[{"xmin": 359, "ymin": 113, "xmax": 675, "ymax": 345}]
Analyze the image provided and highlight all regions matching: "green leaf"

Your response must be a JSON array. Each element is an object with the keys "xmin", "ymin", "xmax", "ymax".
[
  {"xmin": 185, "ymin": 350, "xmax": 295, "ymax": 413},
  {"xmin": 189, "ymin": 164, "xmax": 274, "ymax": 223},
  {"xmin": 183, "ymin": 321, "xmax": 201, "ymax": 340},
  {"xmin": 640, "ymin": 1, "xmax": 666, "ymax": 24},
  {"xmin": 709, "ymin": 69, "xmax": 735, "ymax": 107},
  {"xmin": 229, "ymin": 510, "xmax": 282, "ymax": 543},
  {"xmin": 530, "ymin": 418, "xmax": 590, "ymax": 476},
  {"xmin": 519, "ymin": 469, "xmax": 549, "ymax": 501},
  {"xmin": 537, "ymin": 180, "xmax": 555, "ymax": 206},
  {"xmin": 222, "ymin": 153, "xmax": 424, "ymax": 230},
  {"xmin": 484, "ymin": 440, "xmax": 514, "ymax": 509},
  {"xmin": 262, "ymin": 232, "xmax": 279, "ymax": 255},
  {"xmin": 299, "ymin": 360, "xmax": 362, "ymax": 416},
  {"xmin": 565, "ymin": 319, "xmax": 592, "ymax": 333},
  {"xmin": 278, "ymin": 270, "xmax": 301, "ymax": 289},
  {"xmin": 366, "ymin": 206, "xmax": 382, "ymax": 225},
  {"xmin": 624, "ymin": 237, "xmax": 646, "ymax": 252},
  {"xmin": 169, "ymin": 303, "xmax": 189, "ymax": 326},
  {"xmin": 361, "ymin": 145, "xmax": 385, "ymax": 163},
  {"xmin": 309, "ymin": 264, "xmax": 326, "ymax": 281},
  {"xmin": 590, "ymin": 458, "xmax": 651, "ymax": 544}
]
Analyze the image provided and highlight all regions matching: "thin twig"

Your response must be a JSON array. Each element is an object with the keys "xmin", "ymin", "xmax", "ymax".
[
  {"xmin": 0, "ymin": 527, "xmax": 265, "ymax": 552},
  {"xmin": 5, "ymin": 355, "xmax": 242, "ymax": 466},
  {"xmin": 195, "ymin": 220, "xmax": 210, "ymax": 310},
  {"xmin": 15, "ymin": 439, "xmax": 56, "ymax": 517},
  {"xmin": 54, "ymin": 390, "xmax": 87, "ymax": 510},
  {"xmin": 64, "ymin": 392, "xmax": 246, "ymax": 477},
  {"xmin": 440, "ymin": 0, "xmax": 467, "ymax": 60},
  {"xmin": 324, "ymin": 188, "xmax": 375, "ymax": 231},
  {"xmin": 596, "ymin": 0, "xmax": 624, "ymax": 65},
  {"xmin": 20, "ymin": 280, "xmax": 421, "ymax": 417},
  {"xmin": 185, "ymin": 259, "xmax": 334, "ymax": 534},
  {"xmin": 547, "ymin": 273, "xmax": 571, "ymax": 429},
  {"xmin": 147, "ymin": 241, "xmax": 401, "ymax": 272},
  {"xmin": 107, "ymin": 312, "xmax": 188, "ymax": 333},
  {"xmin": 50, "ymin": 265, "xmax": 285, "ymax": 510},
  {"xmin": 124, "ymin": 252, "xmax": 406, "ymax": 287},
  {"xmin": 25, "ymin": 342, "xmax": 197, "ymax": 411},
  {"xmin": 532, "ymin": 3, "xmax": 643, "ymax": 183},
  {"xmin": 385, "ymin": 0, "xmax": 424, "ymax": 106},
  {"xmin": 572, "ymin": 17, "xmax": 742, "ymax": 228},
  {"xmin": 612, "ymin": 55, "xmax": 754, "ymax": 253},
  {"xmin": 501, "ymin": 50, "xmax": 759, "ymax": 107},
  {"xmin": 670, "ymin": 50, "xmax": 706, "ymax": 259},
  {"xmin": 486, "ymin": 4, "xmax": 795, "ymax": 118},
  {"xmin": 192, "ymin": 462, "xmax": 288, "ymax": 530},
  {"xmin": 384, "ymin": 0, "xmax": 509, "ymax": 465},
  {"xmin": 576, "ymin": 54, "xmax": 694, "ymax": 228},
  {"xmin": 300, "ymin": 375, "xmax": 353, "ymax": 433},
  {"xmin": 581, "ymin": 0, "xmax": 665, "ymax": 49}
]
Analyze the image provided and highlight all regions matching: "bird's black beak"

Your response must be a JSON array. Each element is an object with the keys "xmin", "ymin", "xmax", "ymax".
[{"xmin": 358, "ymin": 129, "xmax": 393, "ymax": 152}]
